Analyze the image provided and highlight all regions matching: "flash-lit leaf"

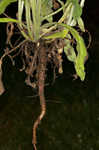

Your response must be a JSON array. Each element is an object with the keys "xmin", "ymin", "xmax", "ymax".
[
  {"xmin": 75, "ymin": 37, "xmax": 87, "ymax": 81},
  {"xmin": 67, "ymin": 0, "xmax": 82, "ymax": 19},
  {"xmin": 41, "ymin": 0, "xmax": 53, "ymax": 22},
  {"xmin": 59, "ymin": 23, "xmax": 87, "ymax": 81},
  {"xmin": 0, "ymin": 0, "xmax": 17, "ymax": 14},
  {"xmin": 64, "ymin": 40, "xmax": 76, "ymax": 62},
  {"xmin": 77, "ymin": 17, "xmax": 85, "ymax": 32},
  {"xmin": 44, "ymin": 29, "xmax": 69, "ymax": 39},
  {"xmin": 72, "ymin": 0, "xmax": 82, "ymax": 19},
  {"xmin": 0, "ymin": 17, "xmax": 18, "ymax": 22}
]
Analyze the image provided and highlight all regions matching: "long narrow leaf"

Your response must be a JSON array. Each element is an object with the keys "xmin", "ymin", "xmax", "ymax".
[
  {"xmin": 0, "ymin": 0, "xmax": 17, "ymax": 14},
  {"xmin": 18, "ymin": 0, "xmax": 29, "ymax": 40},
  {"xmin": 25, "ymin": 0, "xmax": 33, "ymax": 40},
  {"xmin": 30, "ymin": 0, "xmax": 37, "ymax": 41},
  {"xmin": 36, "ymin": 0, "xmax": 41, "ymax": 39},
  {"xmin": 0, "ymin": 17, "xmax": 18, "ymax": 22},
  {"xmin": 18, "ymin": 0, "xmax": 24, "ymax": 28},
  {"xmin": 44, "ymin": 29, "xmax": 69, "ymax": 39}
]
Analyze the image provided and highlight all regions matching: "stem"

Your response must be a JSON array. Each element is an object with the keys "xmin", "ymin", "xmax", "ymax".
[{"xmin": 32, "ymin": 41, "xmax": 46, "ymax": 150}]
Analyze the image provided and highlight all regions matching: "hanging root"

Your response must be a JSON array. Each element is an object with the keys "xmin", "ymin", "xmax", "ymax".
[
  {"xmin": 0, "ymin": 60, "xmax": 5, "ymax": 95},
  {"xmin": 1, "ymin": 26, "xmax": 65, "ymax": 149},
  {"xmin": 32, "ymin": 41, "xmax": 46, "ymax": 150}
]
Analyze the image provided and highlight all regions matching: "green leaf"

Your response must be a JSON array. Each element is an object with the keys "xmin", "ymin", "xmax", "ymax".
[
  {"xmin": 75, "ymin": 37, "xmax": 87, "ymax": 81},
  {"xmin": 77, "ymin": 17, "xmax": 85, "ymax": 32},
  {"xmin": 0, "ymin": 17, "xmax": 18, "ymax": 22},
  {"xmin": 67, "ymin": 0, "xmax": 82, "ymax": 20},
  {"xmin": 41, "ymin": 0, "xmax": 53, "ymax": 22},
  {"xmin": 25, "ymin": 0, "xmax": 33, "ymax": 40},
  {"xmin": 59, "ymin": 23, "xmax": 87, "ymax": 81},
  {"xmin": 44, "ymin": 29, "xmax": 69, "ymax": 39},
  {"xmin": 64, "ymin": 39, "xmax": 76, "ymax": 62},
  {"xmin": 73, "ymin": 0, "xmax": 82, "ymax": 19},
  {"xmin": 0, "ymin": 0, "xmax": 17, "ymax": 14},
  {"xmin": 18, "ymin": 0, "xmax": 24, "ymax": 28}
]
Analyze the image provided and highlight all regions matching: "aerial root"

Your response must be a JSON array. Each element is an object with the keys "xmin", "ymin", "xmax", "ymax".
[
  {"xmin": 0, "ymin": 60, "xmax": 5, "ymax": 95},
  {"xmin": 32, "ymin": 41, "xmax": 46, "ymax": 150},
  {"xmin": 32, "ymin": 103, "xmax": 46, "ymax": 150}
]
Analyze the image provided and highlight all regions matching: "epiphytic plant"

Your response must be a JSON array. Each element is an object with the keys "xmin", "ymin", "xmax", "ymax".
[{"xmin": 0, "ymin": 0, "xmax": 90, "ymax": 149}]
